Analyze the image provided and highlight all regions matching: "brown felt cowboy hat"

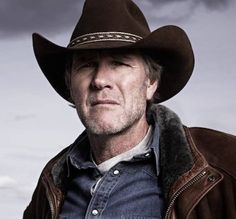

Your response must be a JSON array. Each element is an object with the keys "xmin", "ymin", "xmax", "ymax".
[{"xmin": 32, "ymin": 0, "xmax": 194, "ymax": 103}]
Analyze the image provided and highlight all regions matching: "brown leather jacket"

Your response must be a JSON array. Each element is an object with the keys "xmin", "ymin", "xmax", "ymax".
[{"xmin": 23, "ymin": 105, "xmax": 236, "ymax": 219}]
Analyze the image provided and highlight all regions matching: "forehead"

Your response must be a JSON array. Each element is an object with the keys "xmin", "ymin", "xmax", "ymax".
[{"xmin": 72, "ymin": 49, "xmax": 142, "ymax": 62}]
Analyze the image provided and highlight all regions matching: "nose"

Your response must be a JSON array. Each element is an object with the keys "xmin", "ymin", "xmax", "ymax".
[{"xmin": 91, "ymin": 60, "xmax": 112, "ymax": 90}]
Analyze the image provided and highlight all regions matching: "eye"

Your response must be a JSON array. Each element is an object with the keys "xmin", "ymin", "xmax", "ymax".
[
  {"xmin": 111, "ymin": 60, "xmax": 129, "ymax": 67},
  {"xmin": 78, "ymin": 62, "xmax": 97, "ymax": 70}
]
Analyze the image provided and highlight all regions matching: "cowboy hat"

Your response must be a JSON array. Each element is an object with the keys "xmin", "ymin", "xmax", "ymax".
[{"xmin": 32, "ymin": 0, "xmax": 194, "ymax": 103}]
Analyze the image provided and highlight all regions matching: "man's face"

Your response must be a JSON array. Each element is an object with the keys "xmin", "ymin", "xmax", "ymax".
[{"xmin": 70, "ymin": 50, "xmax": 157, "ymax": 135}]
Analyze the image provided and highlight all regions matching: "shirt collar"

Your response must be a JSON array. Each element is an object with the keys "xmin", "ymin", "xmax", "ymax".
[
  {"xmin": 66, "ymin": 122, "xmax": 160, "ymax": 177},
  {"xmin": 150, "ymin": 121, "xmax": 160, "ymax": 176},
  {"xmin": 66, "ymin": 132, "xmax": 95, "ymax": 177}
]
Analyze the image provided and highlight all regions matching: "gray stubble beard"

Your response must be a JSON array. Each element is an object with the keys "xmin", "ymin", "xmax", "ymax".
[{"xmin": 76, "ymin": 90, "xmax": 148, "ymax": 136}]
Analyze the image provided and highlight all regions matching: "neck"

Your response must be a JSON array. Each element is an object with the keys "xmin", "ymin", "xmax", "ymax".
[{"xmin": 88, "ymin": 116, "xmax": 149, "ymax": 164}]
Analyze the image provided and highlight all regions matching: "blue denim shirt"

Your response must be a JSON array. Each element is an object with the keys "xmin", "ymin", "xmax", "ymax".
[{"xmin": 59, "ymin": 124, "xmax": 165, "ymax": 219}]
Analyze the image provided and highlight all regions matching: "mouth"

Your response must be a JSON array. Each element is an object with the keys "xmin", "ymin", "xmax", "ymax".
[{"xmin": 90, "ymin": 99, "xmax": 119, "ymax": 106}]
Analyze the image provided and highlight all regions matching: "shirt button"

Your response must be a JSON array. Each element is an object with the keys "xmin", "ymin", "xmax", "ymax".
[
  {"xmin": 92, "ymin": 209, "xmax": 99, "ymax": 216},
  {"xmin": 113, "ymin": 169, "xmax": 120, "ymax": 175}
]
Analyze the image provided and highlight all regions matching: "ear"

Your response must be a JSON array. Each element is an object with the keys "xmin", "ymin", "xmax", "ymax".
[
  {"xmin": 69, "ymin": 88, "xmax": 75, "ymax": 102},
  {"xmin": 146, "ymin": 79, "xmax": 158, "ymax": 100}
]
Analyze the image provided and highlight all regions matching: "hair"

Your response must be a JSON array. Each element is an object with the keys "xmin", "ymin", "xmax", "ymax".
[
  {"xmin": 64, "ymin": 50, "xmax": 163, "ymax": 106},
  {"xmin": 141, "ymin": 53, "xmax": 162, "ymax": 97}
]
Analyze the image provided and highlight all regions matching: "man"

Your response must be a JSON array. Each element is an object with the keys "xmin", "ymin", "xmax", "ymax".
[{"xmin": 23, "ymin": 0, "xmax": 236, "ymax": 218}]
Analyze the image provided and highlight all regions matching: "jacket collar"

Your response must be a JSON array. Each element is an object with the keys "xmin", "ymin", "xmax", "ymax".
[{"xmin": 148, "ymin": 104, "xmax": 194, "ymax": 198}]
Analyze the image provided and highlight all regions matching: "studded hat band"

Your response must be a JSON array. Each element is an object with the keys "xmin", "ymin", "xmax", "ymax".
[{"xmin": 68, "ymin": 31, "xmax": 143, "ymax": 48}]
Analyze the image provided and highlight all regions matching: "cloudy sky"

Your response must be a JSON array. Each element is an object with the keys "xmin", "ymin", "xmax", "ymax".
[{"xmin": 0, "ymin": 0, "xmax": 236, "ymax": 218}]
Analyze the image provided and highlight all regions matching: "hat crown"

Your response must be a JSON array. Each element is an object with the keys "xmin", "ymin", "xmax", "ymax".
[{"xmin": 70, "ymin": 0, "xmax": 150, "ymax": 43}]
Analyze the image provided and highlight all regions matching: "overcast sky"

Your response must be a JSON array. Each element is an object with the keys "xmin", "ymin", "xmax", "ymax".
[
  {"xmin": 0, "ymin": 0, "xmax": 236, "ymax": 218},
  {"xmin": 0, "ymin": 0, "xmax": 233, "ymax": 36}
]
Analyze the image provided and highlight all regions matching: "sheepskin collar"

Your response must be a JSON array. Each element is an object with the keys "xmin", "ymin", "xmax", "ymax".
[{"xmin": 148, "ymin": 104, "xmax": 194, "ymax": 198}]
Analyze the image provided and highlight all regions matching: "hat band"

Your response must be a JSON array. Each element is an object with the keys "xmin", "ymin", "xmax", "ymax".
[{"xmin": 68, "ymin": 31, "xmax": 143, "ymax": 48}]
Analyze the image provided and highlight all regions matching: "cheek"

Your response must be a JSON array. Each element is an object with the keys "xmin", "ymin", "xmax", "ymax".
[
  {"xmin": 123, "ymin": 72, "xmax": 147, "ymax": 92},
  {"xmin": 70, "ymin": 76, "xmax": 89, "ymax": 104}
]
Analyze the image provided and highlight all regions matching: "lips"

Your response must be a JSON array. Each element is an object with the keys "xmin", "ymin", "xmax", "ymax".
[{"xmin": 90, "ymin": 99, "xmax": 119, "ymax": 106}]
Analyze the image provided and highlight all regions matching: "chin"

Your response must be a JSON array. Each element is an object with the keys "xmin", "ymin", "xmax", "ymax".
[
  {"xmin": 79, "ymin": 109, "xmax": 146, "ymax": 135},
  {"xmin": 85, "ymin": 120, "xmax": 124, "ymax": 135}
]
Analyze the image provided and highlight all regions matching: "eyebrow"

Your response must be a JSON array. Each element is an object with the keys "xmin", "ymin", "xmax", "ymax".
[
  {"xmin": 110, "ymin": 53, "xmax": 133, "ymax": 61},
  {"xmin": 73, "ymin": 53, "xmax": 98, "ymax": 65}
]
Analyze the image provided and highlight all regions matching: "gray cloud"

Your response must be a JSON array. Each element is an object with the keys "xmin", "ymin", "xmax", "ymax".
[
  {"xmin": 134, "ymin": 0, "xmax": 233, "ymax": 23},
  {"xmin": 0, "ymin": 0, "xmax": 233, "ymax": 38},
  {"xmin": 136, "ymin": 0, "xmax": 232, "ymax": 9},
  {"xmin": 0, "ymin": 0, "xmax": 83, "ymax": 38},
  {"xmin": 13, "ymin": 113, "xmax": 36, "ymax": 121}
]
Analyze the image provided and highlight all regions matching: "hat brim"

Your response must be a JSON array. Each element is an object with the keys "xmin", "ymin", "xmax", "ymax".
[{"xmin": 32, "ymin": 25, "xmax": 194, "ymax": 103}]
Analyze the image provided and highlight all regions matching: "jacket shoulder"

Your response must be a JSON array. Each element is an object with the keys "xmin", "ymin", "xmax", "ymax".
[
  {"xmin": 188, "ymin": 127, "xmax": 236, "ymax": 178},
  {"xmin": 41, "ymin": 130, "xmax": 88, "ymax": 175}
]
